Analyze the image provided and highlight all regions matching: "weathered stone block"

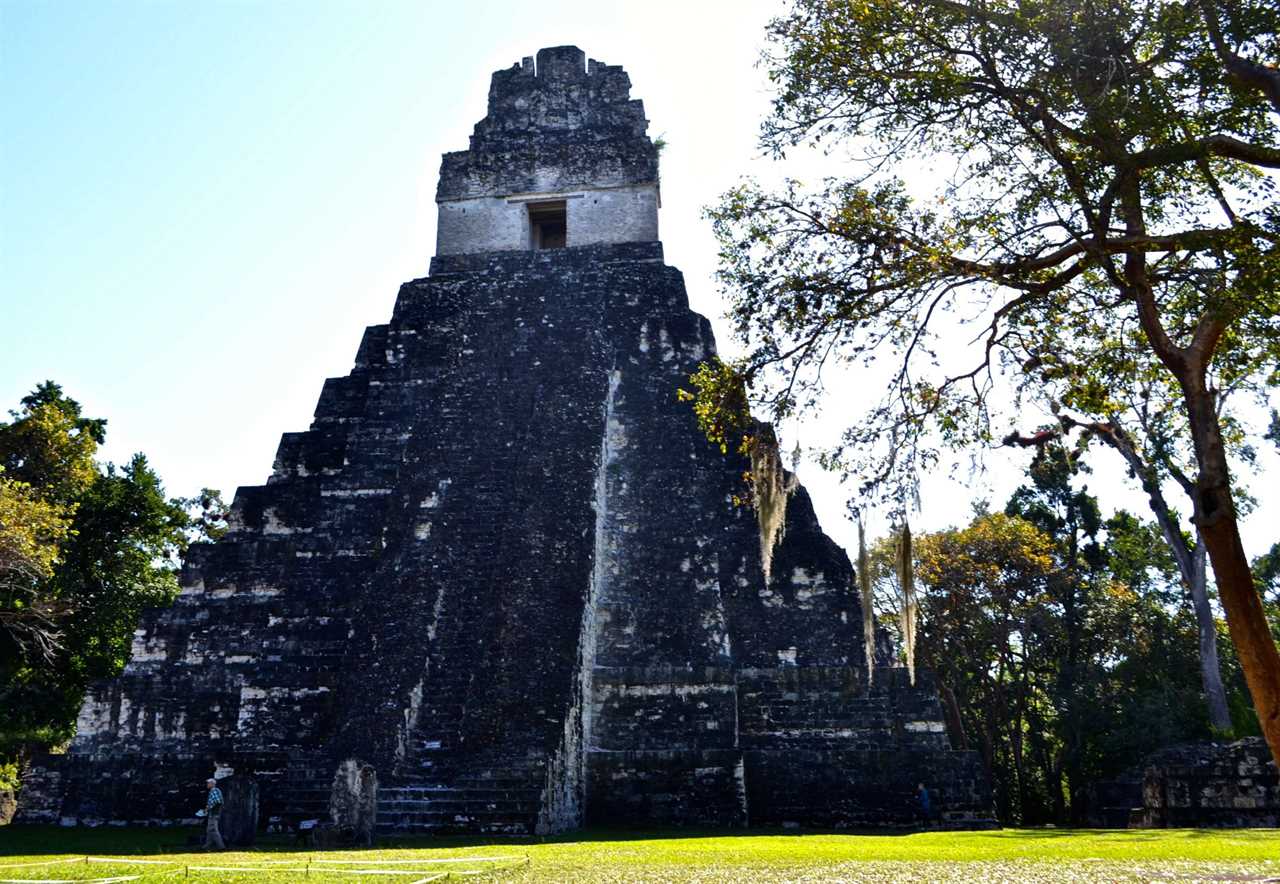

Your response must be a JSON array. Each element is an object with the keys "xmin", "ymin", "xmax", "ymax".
[
  {"xmin": 1090, "ymin": 738, "xmax": 1279, "ymax": 828},
  {"xmin": 218, "ymin": 775, "xmax": 258, "ymax": 847},
  {"xmin": 329, "ymin": 760, "xmax": 376, "ymax": 846}
]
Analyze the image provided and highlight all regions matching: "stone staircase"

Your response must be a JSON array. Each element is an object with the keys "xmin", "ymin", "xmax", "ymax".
[
  {"xmin": 376, "ymin": 760, "xmax": 546, "ymax": 835},
  {"xmin": 375, "ymin": 650, "xmax": 549, "ymax": 834}
]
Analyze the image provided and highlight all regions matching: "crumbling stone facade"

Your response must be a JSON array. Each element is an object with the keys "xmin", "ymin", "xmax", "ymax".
[
  {"xmin": 1089, "ymin": 738, "xmax": 1279, "ymax": 828},
  {"xmin": 436, "ymin": 47, "xmax": 659, "ymax": 255},
  {"xmin": 19, "ymin": 46, "xmax": 991, "ymax": 835}
]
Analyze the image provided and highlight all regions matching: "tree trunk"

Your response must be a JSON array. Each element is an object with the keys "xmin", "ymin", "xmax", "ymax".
[
  {"xmin": 978, "ymin": 727, "xmax": 1004, "ymax": 821},
  {"xmin": 1119, "ymin": 169, "xmax": 1279, "ymax": 766},
  {"xmin": 939, "ymin": 681, "xmax": 970, "ymax": 750},
  {"xmin": 1189, "ymin": 536, "xmax": 1234, "ymax": 733},
  {"xmin": 1073, "ymin": 415, "xmax": 1234, "ymax": 734},
  {"xmin": 1184, "ymin": 383, "xmax": 1280, "ymax": 765},
  {"xmin": 1010, "ymin": 725, "xmax": 1028, "ymax": 823}
]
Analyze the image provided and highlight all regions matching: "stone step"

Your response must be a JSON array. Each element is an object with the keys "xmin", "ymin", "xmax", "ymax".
[
  {"xmin": 379, "ymin": 800, "xmax": 539, "ymax": 814},
  {"xmin": 739, "ymin": 728, "xmax": 898, "ymax": 740},
  {"xmin": 410, "ymin": 738, "xmax": 460, "ymax": 751},
  {"xmin": 742, "ymin": 708, "xmax": 897, "ymax": 719},
  {"xmin": 376, "ymin": 810, "xmax": 536, "ymax": 829},
  {"xmin": 373, "ymin": 813, "xmax": 535, "ymax": 828},
  {"xmin": 419, "ymin": 701, "xmax": 467, "ymax": 713},
  {"xmin": 456, "ymin": 764, "xmax": 546, "ymax": 776},
  {"xmin": 452, "ymin": 778, "xmax": 541, "ymax": 790},
  {"xmin": 743, "ymin": 696, "xmax": 894, "ymax": 707},
  {"xmin": 376, "ymin": 818, "xmax": 533, "ymax": 836},
  {"xmin": 382, "ymin": 786, "xmax": 541, "ymax": 798}
]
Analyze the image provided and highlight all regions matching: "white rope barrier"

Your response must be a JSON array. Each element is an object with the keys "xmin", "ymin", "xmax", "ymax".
[
  {"xmin": 450, "ymin": 868, "xmax": 523, "ymax": 877},
  {"xmin": 180, "ymin": 859, "xmax": 301, "ymax": 866},
  {"xmin": 0, "ymin": 852, "xmax": 530, "ymax": 880},
  {"xmin": 331, "ymin": 871, "xmax": 469, "ymax": 877},
  {"xmin": 84, "ymin": 859, "xmax": 179, "ymax": 866},
  {"xmin": 0, "ymin": 876, "xmax": 143, "ymax": 884},
  {"xmin": 187, "ymin": 866, "xmax": 314, "ymax": 873},
  {"xmin": 184, "ymin": 865, "xmax": 521, "ymax": 876},
  {"xmin": 311, "ymin": 858, "xmax": 522, "ymax": 866},
  {"xmin": 0, "ymin": 860, "xmax": 82, "ymax": 870}
]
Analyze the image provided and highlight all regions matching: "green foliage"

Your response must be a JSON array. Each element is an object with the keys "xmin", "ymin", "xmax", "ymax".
[
  {"xmin": 679, "ymin": 360, "xmax": 799, "ymax": 555},
  {"xmin": 913, "ymin": 511, "xmax": 1057, "ymax": 822},
  {"xmin": 0, "ymin": 759, "xmax": 18, "ymax": 791},
  {"xmin": 178, "ymin": 487, "xmax": 230, "ymax": 545},
  {"xmin": 1256, "ymin": 541, "xmax": 1280, "ymax": 600},
  {"xmin": 0, "ymin": 472, "xmax": 72, "ymax": 587},
  {"xmin": 1252, "ymin": 540, "xmax": 1280, "ymax": 644},
  {"xmin": 0, "ymin": 470, "xmax": 74, "ymax": 666},
  {"xmin": 907, "ymin": 452, "xmax": 1226, "ymax": 824},
  {"xmin": 697, "ymin": 0, "xmax": 1280, "ymax": 511},
  {"xmin": 0, "ymin": 382, "xmax": 100, "ymax": 506},
  {"xmin": 678, "ymin": 357, "xmax": 753, "ymax": 456},
  {"xmin": 0, "ymin": 383, "xmax": 194, "ymax": 763},
  {"xmin": 692, "ymin": 0, "xmax": 1280, "ymax": 771}
]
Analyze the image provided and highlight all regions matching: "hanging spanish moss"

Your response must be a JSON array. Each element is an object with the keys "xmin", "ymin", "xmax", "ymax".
[
  {"xmin": 750, "ymin": 426, "xmax": 797, "ymax": 583},
  {"xmin": 897, "ymin": 520, "xmax": 918, "ymax": 686},
  {"xmin": 857, "ymin": 517, "xmax": 875, "ymax": 687}
]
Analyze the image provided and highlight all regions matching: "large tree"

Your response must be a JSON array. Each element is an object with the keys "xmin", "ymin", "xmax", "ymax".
[
  {"xmin": 697, "ymin": 0, "xmax": 1280, "ymax": 762},
  {"xmin": 0, "ymin": 384, "xmax": 193, "ymax": 758}
]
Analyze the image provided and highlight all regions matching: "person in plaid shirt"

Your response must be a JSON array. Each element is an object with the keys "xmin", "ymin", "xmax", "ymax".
[{"xmin": 202, "ymin": 778, "xmax": 225, "ymax": 850}]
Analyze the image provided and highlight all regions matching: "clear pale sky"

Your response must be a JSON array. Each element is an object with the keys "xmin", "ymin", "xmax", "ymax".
[{"xmin": 3, "ymin": 0, "xmax": 1276, "ymax": 560}]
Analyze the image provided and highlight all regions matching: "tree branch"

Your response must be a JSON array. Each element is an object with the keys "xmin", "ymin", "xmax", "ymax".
[
  {"xmin": 1130, "ymin": 134, "xmax": 1280, "ymax": 170},
  {"xmin": 1198, "ymin": 0, "xmax": 1280, "ymax": 113}
]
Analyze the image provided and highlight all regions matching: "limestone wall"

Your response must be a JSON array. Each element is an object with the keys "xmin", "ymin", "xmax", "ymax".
[
  {"xmin": 1139, "ymin": 738, "xmax": 1279, "ymax": 828},
  {"xmin": 434, "ymin": 44, "xmax": 658, "ymax": 256},
  {"xmin": 1087, "ymin": 738, "xmax": 1279, "ymax": 828},
  {"xmin": 436, "ymin": 184, "xmax": 658, "ymax": 255}
]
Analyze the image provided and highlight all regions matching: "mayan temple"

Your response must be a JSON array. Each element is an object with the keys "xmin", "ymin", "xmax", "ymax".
[{"xmin": 20, "ymin": 46, "xmax": 991, "ymax": 835}]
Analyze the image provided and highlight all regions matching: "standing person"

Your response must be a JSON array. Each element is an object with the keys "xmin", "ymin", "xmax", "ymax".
[
  {"xmin": 916, "ymin": 782, "xmax": 932, "ymax": 825},
  {"xmin": 203, "ymin": 778, "xmax": 225, "ymax": 850}
]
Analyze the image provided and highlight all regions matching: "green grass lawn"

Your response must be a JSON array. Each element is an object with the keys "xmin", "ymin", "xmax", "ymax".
[{"xmin": 0, "ymin": 826, "xmax": 1277, "ymax": 882}]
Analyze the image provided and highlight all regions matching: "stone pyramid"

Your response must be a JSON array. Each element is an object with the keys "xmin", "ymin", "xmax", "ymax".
[{"xmin": 21, "ymin": 46, "xmax": 991, "ymax": 835}]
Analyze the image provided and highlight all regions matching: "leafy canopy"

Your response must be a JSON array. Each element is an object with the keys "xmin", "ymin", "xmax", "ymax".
[
  {"xmin": 0, "ymin": 384, "xmax": 196, "ymax": 754},
  {"xmin": 700, "ymin": 0, "xmax": 1280, "ymax": 506}
]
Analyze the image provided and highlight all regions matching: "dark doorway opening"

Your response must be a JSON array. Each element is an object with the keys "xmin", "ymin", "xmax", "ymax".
[{"xmin": 529, "ymin": 201, "xmax": 567, "ymax": 249}]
